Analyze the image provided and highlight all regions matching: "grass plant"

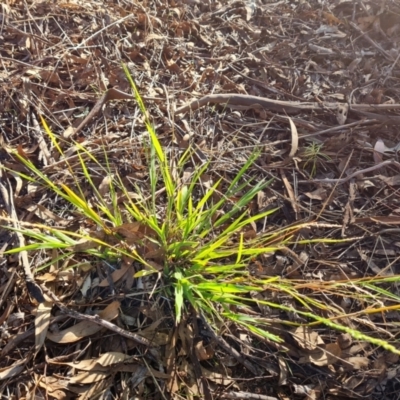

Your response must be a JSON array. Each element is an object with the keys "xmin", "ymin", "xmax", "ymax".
[
  {"xmin": 301, "ymin": 141, "xmax": 331, "ymax": 177},
  {"xmin": 3, "ymin": 65, "xmax": 400, "ymax": 356}
]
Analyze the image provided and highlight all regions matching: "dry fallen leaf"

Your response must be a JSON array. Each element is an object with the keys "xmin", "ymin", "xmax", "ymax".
[
  {"xmin": 373, "ymin": 138, "xmax": 385, "ymax": 164},
  {"xmin": 111, "ymin": 222, "xmax": 157, "ymax": 243},
  {"xmin": 98, "ymin": 262, "xmax": 130, "ymax": 287},
  {"xmin": 337, "ymin": 333, "xmax": 352, "ymax": 350},
  {"xmin": 68, "ymin": 371, "xmax": 109, "ymax": 384},
  {"xmin": 37, "ymin": 375, "xmax": 67, "ymax": 400},
  {"xmin": 304, "ymin": 187, "xmax": 327, "ymax": 201},
  {"xmin": 98, "ymin": 174, "xmax": 114, "ymax": 196},
  {"xmin": 299, "ymin": 343, "xmax": 342, "ymax": 366},
  {"xmin": 35, "ymin": 301, "xmax": 52, "ymax": 355},
  {"xmin": 69, "ymin": 238, "xmax": 100, "ymax": 252},
  {"xmin": 288, "ymin": 116, "xmax": 299, "ymax": 158},
  {"xmin": 345, "ymin": 356, "xmax": 370, "ymax": 370},
  {"xmin": 195, "ymin": 340, "xmax": 214, "ymax": 361},
  {"xmin": 292, "ymin": 326, "xmax": 323, "ymax": 351},
  {"xmin": 0, "ymin": 359, "xmax": 26, "ymax": 381},
  {"xmin": 51, "ymin": 352, "xmax": 131, "ymax": 371},
  {"xmin": 133, "ymin": 319, "xmax": 169, "ymax": 346},
  {"xmin": 278, "ymin": 357, "xmax": 288, "ymax": 385},
  {"xmin": 46, "ymin": 301, "xmax": 120, "ymax": 343}
]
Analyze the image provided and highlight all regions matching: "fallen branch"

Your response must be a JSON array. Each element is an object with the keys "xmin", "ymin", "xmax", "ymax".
[
  {"xmin": 220, "ymin": 391, "xmax": 278, "ymax": 400},
  {"xmin": 175, "ymin": 93, "xmax": 400, "ymax": 125},
  {"xmin": 302, "ymin": 160, "xmax": 400, "ymax": 185},
  {"xmin": 72, "ymin": 89, "xmax": 400, "ymax": 138}
]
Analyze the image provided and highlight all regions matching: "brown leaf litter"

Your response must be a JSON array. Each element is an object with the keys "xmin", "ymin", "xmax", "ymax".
[{"xmin": 1, "ymin": 0, "xmax": 400, "ymax": 399}]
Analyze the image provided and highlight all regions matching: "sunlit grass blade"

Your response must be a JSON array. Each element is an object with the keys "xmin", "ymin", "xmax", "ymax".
[
  {"xmin": 214, "ymin": 179, "xmax": 273, "ymax": 228},
  {"xmin": 122, "ymin": 63, "xmax": 175, "ymax": 200},
  {"xmin": 225, "ymin": 149, "xmax": 262, "ymax": 191},
  {"xmin": 60, "ymin": 184, "xmax": 103, "ymax": 226},
  {"xmin": 224, "ymin": 312, "xmax": 283, "ymax": 342}
]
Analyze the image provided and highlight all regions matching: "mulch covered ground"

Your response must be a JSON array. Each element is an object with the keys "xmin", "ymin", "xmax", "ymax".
[{"xmin": 1, "ymin": 0, "xmax": 400, "ymax": 399}]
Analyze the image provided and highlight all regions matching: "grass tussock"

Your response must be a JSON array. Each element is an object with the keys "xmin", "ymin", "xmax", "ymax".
[{"xmin": 4, "ymin": 66, "xmax": 400, "ymax": 359}]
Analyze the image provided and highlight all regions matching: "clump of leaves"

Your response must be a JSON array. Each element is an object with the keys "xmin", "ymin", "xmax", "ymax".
[{"xmin": 4, "ymin": 64, "xmax": 400, "ymax": 355}]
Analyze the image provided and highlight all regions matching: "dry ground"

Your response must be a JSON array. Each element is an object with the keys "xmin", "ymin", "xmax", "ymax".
[{"xmin": 1, "ymin": 0, "xmax": 400, "ymax": 399}]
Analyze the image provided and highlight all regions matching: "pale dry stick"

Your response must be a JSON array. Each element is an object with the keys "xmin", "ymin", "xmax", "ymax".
[
  {"xmin": 0, "ymin": 214, "xmax": 70, "ymax": 231},
  {"xmin": 0, "ymin": 55, "xmax": 45, "ymax": 69},
  {"xmin": 229, "ymin": 64, "xmax": 304, "ymax": 101},
  {"xmin": 354, "ymin": 109, "xmax": 400, "ymax": 123},
  {"xmin": 31, "ymin": 112, "xmax": 55, "ymax": 165},
  {"xmin": 72, "ymin": 87, "xmax": 161, "ymax": 138},
  {"xmin": 175, "ymin": 94, "xmax": 327, "ymax": 115},
  {"xmin": 7, "ymin": 24, "xmax": 52, "ymax": 45},
  {"xmin": 190, "ymin": 95, "xmax": 400, "ymax": 127},
  {"xmin": 71, "ymin": 89, "xmax": 400, "ymax": 141},
  {"xmin": 300, "ymin": 160, "xmax": 400, "ymax": 185},
  {"xmin": 0, "ymin": 267, "xmax": 16, "ymax": 311},
  {"xmin": 382, "ymin": 51, "xmax": 400, "ymax": 85},
  {"xmin": 175, "ymin": 93, "xmax": 400, "ymax": 123},
  {"xmin": 0, "ymin": 328, "xmax": 34, "ymax": 358},
  {"xmin": 220, "ymin": 391, "xmax": 278, "ymax": 400},
  {"xmin": 299, "ymin": 119, "xmax": 369, "ymax": 140},
  {"xmin": 141, "ymin": 358, "xmax": 169, "ymax": 400},
  {"xmin": 0, "ymin": 174, "xmax": 45, "ymax": 303}
]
